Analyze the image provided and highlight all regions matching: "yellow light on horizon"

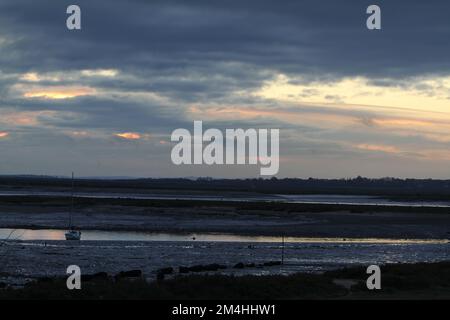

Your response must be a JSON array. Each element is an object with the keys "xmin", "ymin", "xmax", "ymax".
[
  {"xmin": 115, "ymin": 132, "xmax": 141, "ymax": 140},
  {"xmin": 355, "ymin": 143, "xmax": 400, "ymax": 154},
  {"xmin": 256, "ymin": 74, "xmax": 450, "ymax": 115},
  {"xmin": 23, "ymin": 86, "xmax": 96, "ymax": 100},
  {"xmin": 81, "ymin": 69, "xmax": 118, "ymax": 77}
]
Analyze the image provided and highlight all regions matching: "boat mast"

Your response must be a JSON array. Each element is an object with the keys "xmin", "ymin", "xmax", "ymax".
[{"xmin": 69, "ymin": 172, "xmax": 74, "ymax": 228}]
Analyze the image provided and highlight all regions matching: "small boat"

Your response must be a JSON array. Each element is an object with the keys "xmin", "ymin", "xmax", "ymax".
[
  {"xmin": 65, "ymin": 229, "xmax": 81, "ymax": 241},
  {"xmin": 65, "ymin": 172, "xmax": 81, "ymax": 241}
]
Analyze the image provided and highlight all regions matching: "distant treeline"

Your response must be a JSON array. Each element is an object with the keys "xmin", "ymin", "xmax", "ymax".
[{"xmin": 2, "ymin": 175, "xmax": 450, "ymax": 198}]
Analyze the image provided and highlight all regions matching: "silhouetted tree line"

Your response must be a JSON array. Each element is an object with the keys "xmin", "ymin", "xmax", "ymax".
[{"xmin": 1, "ymin": 175, "xmax": 450, "ymax": 197}]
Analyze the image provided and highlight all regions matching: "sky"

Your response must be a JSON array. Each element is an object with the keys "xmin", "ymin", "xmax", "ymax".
[{"xmin": 0, "ymin": 0, "xmax": 450, "ymax": 178}]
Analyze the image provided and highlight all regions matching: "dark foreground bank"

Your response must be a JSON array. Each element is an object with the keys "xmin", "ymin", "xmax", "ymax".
[{"xmin": 1, "ymin": 261, "xmax": 449, "ymax": 300}]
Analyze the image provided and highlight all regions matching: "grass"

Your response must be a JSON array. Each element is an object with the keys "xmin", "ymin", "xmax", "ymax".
[
  {"xmin": 0, "ymin": 273, "xmax": 346, "ymax": 300},
  {"xmin": 325, "ymin": 261, "xmax": 450, "ymax": 294},
  {"xmin": 1, "ymin": 262, "xmax": 449, "ymax": 300}
]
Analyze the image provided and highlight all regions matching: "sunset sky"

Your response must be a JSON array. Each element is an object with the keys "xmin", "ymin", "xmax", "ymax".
[{"xmin": 1, "ymin": 0, "xmax": 450, "ymax": 178}]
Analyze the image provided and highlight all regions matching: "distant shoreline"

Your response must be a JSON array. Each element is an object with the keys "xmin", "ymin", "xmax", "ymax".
[{"xmin": 4, "ymin": 175, "xmax": 450, "ymax": 201}]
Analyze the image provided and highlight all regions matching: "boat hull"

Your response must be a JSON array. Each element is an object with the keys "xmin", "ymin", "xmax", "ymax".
[{"xmin": 65, "ymin": 231, "xmax": 81, "ymax": 240}]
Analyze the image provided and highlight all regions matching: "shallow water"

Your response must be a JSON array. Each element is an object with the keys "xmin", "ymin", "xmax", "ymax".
[
  {"xmin": 1, "ymin": 228, "xmax": 449, "ymax": 279},
  {"xmin": 1, "ymin": 238, "xmax": 449, "ymax": 278},
  {"xmin": 1, "ymin": 228, "xmax": 448, "ymax": 243}
]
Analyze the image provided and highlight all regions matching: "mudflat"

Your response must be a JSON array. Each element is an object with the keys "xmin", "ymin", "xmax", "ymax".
[{"xmin": 0, "ymin": 195, "xmax": 449, "ymax": 239}]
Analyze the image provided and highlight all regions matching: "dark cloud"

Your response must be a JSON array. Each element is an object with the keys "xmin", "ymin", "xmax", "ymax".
[
  {"xmin": 0, "ymin": 0, "xmax": 449, "ymax": 177},
  {"xmin": 1, "ymin": 0, "xmax": 449, "ymax": 77}
]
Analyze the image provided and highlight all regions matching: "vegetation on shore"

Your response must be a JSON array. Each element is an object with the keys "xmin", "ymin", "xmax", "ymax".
[
  {"xmin": 4, "ymin": 175, "xmax": 450, "ymax": 200},
  {"xmin": 1, "ymin": 262, "xmax": 449, "ymax": 300}
]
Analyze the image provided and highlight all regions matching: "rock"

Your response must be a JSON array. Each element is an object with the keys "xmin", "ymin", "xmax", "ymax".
[
  {"xmin": 179, "ymin": 266, "xmax": 190, "ymax": 273},
  {"xmin": 263, "ymin": 261, "xmax": 282, "ymax": 267},
  {"xmin": 209, "ymin": 263, "xmax": 227, "ymax": 270},
  {"xmin": 157, "ymin": 267, "xmax": 174, "ymax": 275},
  {"xmin": 115, "ymin": 270, "xmax": 142, "ymax": 280},
  {"xmin": 37, "ymin": 277, "xmax": 53, "ymax": 283},
  {"xmin": 178, "ymin": 264, "xmax": 227, "ymax": 273},
  {"xmin": 157, "ymin": 267, "xmax": 174, "ymax": 280},
  {"xmin": 82, "ymin": 272, "xmax": 108, "ymax": 281},
  {"xmin": 233, "ymin": 262, "xmax": 245, "ymax": 269},
  {"xmin": 191, "ymin": 264, "xmax": 223, "ymax": 272}
]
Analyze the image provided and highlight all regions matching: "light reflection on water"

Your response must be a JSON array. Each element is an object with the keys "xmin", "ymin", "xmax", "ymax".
[
  {"xmin": 1, "ymin": 230, "xmax": 448, "ymax": 276},
  {"xmin": 0, "ymin": 228, "xmax": 448, "ymax": 244}
]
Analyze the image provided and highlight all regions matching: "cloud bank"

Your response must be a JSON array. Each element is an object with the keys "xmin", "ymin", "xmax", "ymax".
[{"xmin": 0, "ymin": 0, "xmax": 449, "ymax": 178}]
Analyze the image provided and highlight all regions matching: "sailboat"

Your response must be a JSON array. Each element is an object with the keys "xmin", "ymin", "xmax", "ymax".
[{"xmin": 65, "ymin": 172, "xmax": 81, "ymax": 240}]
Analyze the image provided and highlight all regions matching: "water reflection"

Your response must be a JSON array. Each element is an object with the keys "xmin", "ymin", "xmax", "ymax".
[{"xmin": 1, "ymin": 228, "xmax": 448, "ymax": 244}]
